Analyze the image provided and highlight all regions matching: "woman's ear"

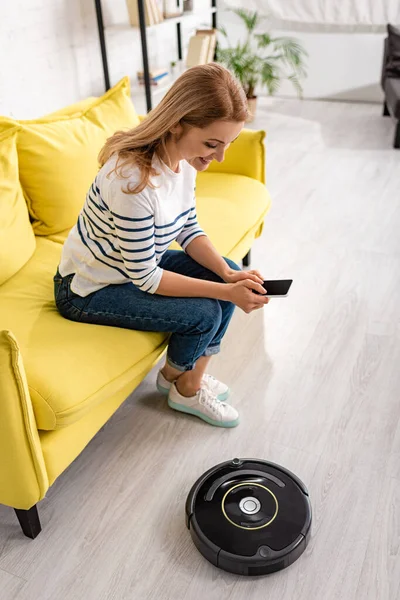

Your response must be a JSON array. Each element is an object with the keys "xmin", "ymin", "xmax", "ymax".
[{"xmin": 171, "ymin": 122, "xmax": 184, "ymax": 139}]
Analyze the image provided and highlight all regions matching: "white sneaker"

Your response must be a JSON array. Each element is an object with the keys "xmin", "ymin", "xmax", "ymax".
[
  {"xmin": 168, "ymin": 382, "xmax": 239, "ymax": 428},
  {"xmin": 201, "ymin": 374, "xmax": 230, "ymax": 401},
  {"xmin": 156, "ymin": 370, "xmax": 230, "ymax": 402}
]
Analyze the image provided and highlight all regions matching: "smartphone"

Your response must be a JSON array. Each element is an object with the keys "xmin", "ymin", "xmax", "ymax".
[{"xmin": 253, "ymin": 279, "xmax": 293, "ymax": 297}]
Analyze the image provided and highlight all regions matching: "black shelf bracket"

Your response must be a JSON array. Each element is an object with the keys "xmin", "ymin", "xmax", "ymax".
[
  {"xmin": 137, "ymin": 0, "xmax": 152, "ymax": 112},
  {"xmin": 94, "ymin": 0, "xmax": 111, "ymax": 91}
]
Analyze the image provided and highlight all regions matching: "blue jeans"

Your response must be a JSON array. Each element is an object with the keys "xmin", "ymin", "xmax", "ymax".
[{"xmin": 54, "ymin": 250, "xmax": 240, "ymax": 371}]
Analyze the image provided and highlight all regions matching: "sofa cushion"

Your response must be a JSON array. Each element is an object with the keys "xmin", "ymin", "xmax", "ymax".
[
  {"xmin": 384, "ymin": 77, "xmax": 400, "ymax": 119},
  {"xmin": 1, "ymin": 77, "xmax": 140, "ymax": 237},
  {"xmin": 0, "ymin": 126, "xmax": 36, "ymax": 285},
  {"xmin": 0, "ymin": 237, "xmax": 168, "ymax": 430}
]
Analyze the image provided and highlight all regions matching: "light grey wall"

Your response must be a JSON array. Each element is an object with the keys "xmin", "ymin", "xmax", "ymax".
[{"xmin": 219, "ymin": 1, "xmax": 385, "ymax": 103}]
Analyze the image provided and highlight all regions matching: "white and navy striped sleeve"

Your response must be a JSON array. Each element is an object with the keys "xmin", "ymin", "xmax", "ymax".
[
  {"xmin": 176, "ymin": 188, "xmax": 207, "ymax": 251},
  {"xmin": 107, "ymin": 180, "xmax": 163, "ymax": 294}
]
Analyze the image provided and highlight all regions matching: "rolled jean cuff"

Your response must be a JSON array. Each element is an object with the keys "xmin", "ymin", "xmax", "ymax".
[
  {"xmin": 166, "ymin": 355, "xmax": 195, "ymax": 372},
  {"xmin": 202, "ymin": 344, "xmax": 220, "ymax": 357}
]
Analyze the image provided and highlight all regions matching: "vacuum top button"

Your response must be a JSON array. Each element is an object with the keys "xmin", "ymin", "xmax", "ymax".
[{"xmin": 239, "ymin": 496, "xmax": 261, "ymax": 515}]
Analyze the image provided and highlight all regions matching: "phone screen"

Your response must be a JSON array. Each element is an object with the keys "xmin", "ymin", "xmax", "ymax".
[{"xmin": 262, "ymin": 280, "xmax": 293, "ymax": 296}]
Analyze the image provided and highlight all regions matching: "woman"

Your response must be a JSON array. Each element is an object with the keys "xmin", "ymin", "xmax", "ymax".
[{"xmin": 54, "ymin": 63, "xmax": 269, "ymax": 428}]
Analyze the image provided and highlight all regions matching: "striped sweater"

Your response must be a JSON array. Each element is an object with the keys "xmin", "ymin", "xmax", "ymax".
[{"xmin": 58, "ymin": 153, "xmax": 206, "ymax": 297}]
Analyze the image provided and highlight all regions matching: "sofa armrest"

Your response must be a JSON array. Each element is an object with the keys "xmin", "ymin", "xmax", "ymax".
[
  {"xmin": 0, "ymin": 330, "xmax": 48, "ymax": 509},
  {"xmin": 206, "ymin": 128, "xmax": 266, "ymax": 184}
]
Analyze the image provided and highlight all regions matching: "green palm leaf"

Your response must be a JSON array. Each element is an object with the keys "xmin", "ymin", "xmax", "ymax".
[
  {"xmin": 255, "ymin": 33, "xmax": 272, "ymax": 49},
  {"xmin": 218, "ymin": 25, "xmax": 229, "ymax": 39},
  {"xmin": 232, "ymin": 9, "xmax": 260, "ymax": 34},
  {"xmin": 288, "ymin": 74, "xmax": 304, "ymax": 97},
  {"xmin": 261, "ymin": 62, "xmax": 281, "ymax": 95},
  {"xmin": 272, "ymin": 37, "xmax": 308, "ymax": 75}
]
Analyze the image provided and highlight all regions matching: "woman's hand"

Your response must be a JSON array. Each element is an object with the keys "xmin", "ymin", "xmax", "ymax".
[
  {"xmin": 226, "ymin": 280, "xmax": 270, "ymax": 313},
  {"xmin": 223, "ymin": 268, "xmax": 264, "ymax": 286}
]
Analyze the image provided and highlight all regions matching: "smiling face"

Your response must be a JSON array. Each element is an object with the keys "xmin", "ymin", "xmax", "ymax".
[{"xmin": 170, "ymin": 120, "xmax": 245, "ymax": 172}]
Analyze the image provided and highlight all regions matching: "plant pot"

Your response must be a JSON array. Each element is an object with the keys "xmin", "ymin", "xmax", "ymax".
[{"xmin": 246, "ymin": 96, "xmax": 257, "ymax": 122}]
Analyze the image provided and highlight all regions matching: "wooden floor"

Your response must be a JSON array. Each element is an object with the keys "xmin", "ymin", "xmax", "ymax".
[{"xmin": 1, "ymin": 98, "xmax": 399, "ymax": 600}]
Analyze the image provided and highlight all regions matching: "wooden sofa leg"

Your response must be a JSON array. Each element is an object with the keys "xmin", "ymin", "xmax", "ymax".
[
  {"xmin": 14, "ymin": 505, "xmax": 42, "ymax": 539},
  {"xmin": 383, "ymin": 100, "xmax": 390, "ymax": 116},
  {"xmin": 242, "ymin": 250, "xmax": 251, "ymax": 267},
  {"xmin": 394, "ymin": 121, "xmax": 400, "ymax": 149}
]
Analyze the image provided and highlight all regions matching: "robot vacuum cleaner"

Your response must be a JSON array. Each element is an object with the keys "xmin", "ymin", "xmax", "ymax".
[{"xmin": 185, "ymin": 458, "xmax": 312, "ymax": 576}]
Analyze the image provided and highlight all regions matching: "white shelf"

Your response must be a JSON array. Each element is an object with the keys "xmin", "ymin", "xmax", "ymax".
[
  {"xmin": 148, "ymin": 7, "xmax": 216, "ymax": 30},
  {"xmin": 106, "ymin": 8, "xmax": 216, "ymax": 33},
  {"xmin": 132, "ymin": 61, "xmax": 187, "ymax": 112}
]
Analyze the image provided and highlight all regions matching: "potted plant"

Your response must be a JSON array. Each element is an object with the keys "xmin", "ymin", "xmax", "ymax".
[{"xmin": 217, "ymin": 9, "xmax": 308, "ymax": 121}]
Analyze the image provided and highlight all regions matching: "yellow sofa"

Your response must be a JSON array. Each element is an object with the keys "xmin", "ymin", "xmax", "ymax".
[{"xmin": 0, "ymin": 77, "xmax": 271, "ymax": 539}]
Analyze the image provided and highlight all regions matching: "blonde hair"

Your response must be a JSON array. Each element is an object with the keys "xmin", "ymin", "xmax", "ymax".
[{"xmin": 98, "ymin": 63, "xmax": 248, "ymax": 194}]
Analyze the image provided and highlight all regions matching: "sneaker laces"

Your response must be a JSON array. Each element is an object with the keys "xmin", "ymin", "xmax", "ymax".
[
  {"xmin": 202, "ymin": 374, "xmax": 218, "ymax": 392},
  {"xmin": 199, "ymin": 387, "xmax": 225, "ymax": 415}
]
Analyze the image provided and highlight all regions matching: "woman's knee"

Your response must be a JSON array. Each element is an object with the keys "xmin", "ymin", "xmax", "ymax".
[{"xmin": 192, "ymin": 298, "xmax": 222, "ymax": 333}]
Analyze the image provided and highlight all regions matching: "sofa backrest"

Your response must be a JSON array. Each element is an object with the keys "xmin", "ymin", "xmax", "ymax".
[{"xmin": 0, "ymin": 77, "xmax": 140, "ymax": 238}]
